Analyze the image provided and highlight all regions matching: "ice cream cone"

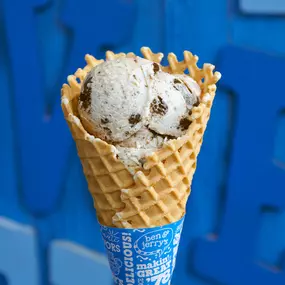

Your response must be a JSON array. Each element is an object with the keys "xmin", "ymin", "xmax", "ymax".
[{"xmin": 61, "ymin": 47, "xmax": 221, "ymax": 229}]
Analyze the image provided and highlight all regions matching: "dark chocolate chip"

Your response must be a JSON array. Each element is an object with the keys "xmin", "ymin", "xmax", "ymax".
[
  {"xmin": 173, "ymin": 78, "xmax": 181, "ymax": 84},
  {"xmin": 147, "ymin": 127, "xmax": 176, "ymax": 140},
  {"xmin": 103, "ymin": 127, "xmax": 112, "ymax": 136},
  {"xmin": 79, "ymin": 75, "xmax": 92, "ymax": 110},
  {"xmin": 193, "ymin": 99, "xmax": 200, "ymax": 107},
  {"xmin": 101, "ymin": 118, "xmax": 109, "ymax": 124},
  {"xmin": 125, "ymin": 131, "xmax": 130, "ymax": 136},
  {"xmin": 139, "ymin": 158, "xmax": 146, "ymax": 166},
  {"xmin": 147, "ymin": 127, "xmax": 157, "ymax": 137},
  {"xmin": 153, "ymin": 63, "xmax": 160, "ymax": 73},
  {"xmin": 128, "ymin": 114, "xmax": 142, "ymax": 126},
  {"xmin": 150, "ymin": 96, "xmax": 168, "ymax": 116},
  {"xmin": 179, "ymin": 117, "xmax": 192, "ymax": 131},
  {"xmin": 165, "ymin": 134, "xmax": 176, "ymax": 140}
]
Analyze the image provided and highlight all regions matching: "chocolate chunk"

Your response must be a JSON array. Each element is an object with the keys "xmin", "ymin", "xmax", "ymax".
[
  {"xmin": 147, "ymin": 127, "xmax": 156, "ymax": 136},
  {"xmin": 179, "ymin": 117, "xmax": 192, "ymax": 131},
  {"xmin": 153, "ymin": 63, "xmax": 160, "ymax": 73},
  {"xmin": 163, "ymin": 134, "xmax": 176, "ymax": 140},
  {"xmin": 129, "ymin": 114, "xmax": 142, "ymax": 126},
  {"xmin": 139, "ymin": 158, "xmax": 146, "ymax": 166},
  {"xmin": 101, "ymin": 118, "xmax": 109, "ymax": 124},
  {"xmin": 150, "ymin": 96, "xmax": 168, "ymax": 116},
  {"xmin": 173, "ymin": 78, "xmax": 181, "ymax": 84},
  {"xmin": 147, "ymin": 127, "xmax": 176, "ymax": 140},
  {"xmin": 193, "ymin": 99, "xmax": 200, "ymax": 107},
  {"xmin": 103, "ymin": 127, "xmax": 112, "ymax": 136},
  {"xmin": 79, "ymin": 75, "xmax": 92, "ymax": 110}
]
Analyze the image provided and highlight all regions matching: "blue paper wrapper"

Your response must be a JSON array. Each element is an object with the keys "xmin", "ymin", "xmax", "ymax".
[{"xmin": 100, "ymin": 217, "xmax": 184, "ymax": 285}]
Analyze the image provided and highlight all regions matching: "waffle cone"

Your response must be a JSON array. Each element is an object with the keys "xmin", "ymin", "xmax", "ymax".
[{"xmin": 61, "ymin": 47, "xmax": 221, "ymax": 229}]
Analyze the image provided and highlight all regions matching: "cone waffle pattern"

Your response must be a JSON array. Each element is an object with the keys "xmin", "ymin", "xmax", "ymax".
[{"xmin": 61, "ymin": 47, "xmax": 221, "ymax": 228}]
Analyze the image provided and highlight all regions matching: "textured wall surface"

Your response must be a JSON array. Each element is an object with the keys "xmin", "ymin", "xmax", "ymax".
[{"xmin": 0, "ymin": 0, "xmax": 284, "ymax": 284}]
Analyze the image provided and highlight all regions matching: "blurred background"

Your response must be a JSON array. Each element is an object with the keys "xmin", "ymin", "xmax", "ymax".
[{"xmin": 0, "ymin": 0, "xmax": 285, "ymax": 284}]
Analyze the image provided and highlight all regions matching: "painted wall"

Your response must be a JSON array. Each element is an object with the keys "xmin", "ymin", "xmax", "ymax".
[{"xmin": 0, "ymin": 0, "xmax": 284, "ymax": 284}]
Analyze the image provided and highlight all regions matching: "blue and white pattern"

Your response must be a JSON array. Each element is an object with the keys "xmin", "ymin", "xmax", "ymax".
[
  {"xmin": 100, "ymin": 218, "xmax": 184, "ymax": 285},
  {"xmin": 107, "ymin": 252, "xmax": 123, "ymax": 277}
]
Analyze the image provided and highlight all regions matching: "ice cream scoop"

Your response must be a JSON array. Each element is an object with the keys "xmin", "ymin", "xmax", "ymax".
[
  {"xmin": 147, "ymin": 71, "xmax": 199, "ymax": 137},
  {"xmin": 77, "ymin": 56, "xmax": 201, "ymax": 167},
  {"xmin": 175, "ymin": 74, "xmax": 201, "ymax": 100},
  {"xmin": 115, "ymin": 127, "xmax": 166, "ymax": 168},
  {"xmin": 78, "ymin": 56, "xmax": 155, "ymax": 142}
]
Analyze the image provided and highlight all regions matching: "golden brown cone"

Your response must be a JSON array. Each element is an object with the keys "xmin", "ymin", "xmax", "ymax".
[{"xmin": 61, "ymin": 47, "xmax": 221, "ymax": 228}]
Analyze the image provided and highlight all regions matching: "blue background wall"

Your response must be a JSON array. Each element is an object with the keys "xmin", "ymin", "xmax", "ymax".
[{"xmin": 0, "ymin": 0, "xmax": 285, "ymax": 284}]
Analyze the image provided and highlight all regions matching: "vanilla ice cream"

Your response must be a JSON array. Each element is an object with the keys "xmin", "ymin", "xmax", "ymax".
[{"xmin": 78, "ymin": 56, "xmax": 201, "ymax": 168}]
